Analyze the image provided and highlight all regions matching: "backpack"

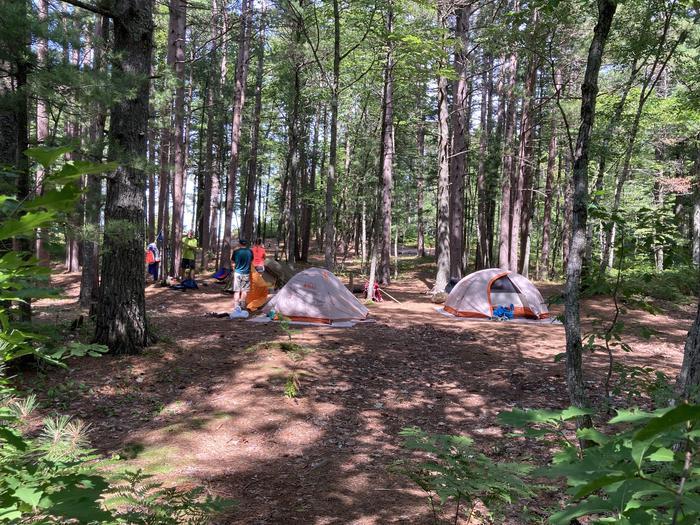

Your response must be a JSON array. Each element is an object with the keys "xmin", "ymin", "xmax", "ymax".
[{"xmin": 145, "ymin": 250, "xmax": 155, "ymax": 264}]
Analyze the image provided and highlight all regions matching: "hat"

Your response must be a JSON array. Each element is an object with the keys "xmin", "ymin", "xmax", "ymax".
[{"xmin": 239, "ymin": 239, "xmax": 249, "ymax": 245}]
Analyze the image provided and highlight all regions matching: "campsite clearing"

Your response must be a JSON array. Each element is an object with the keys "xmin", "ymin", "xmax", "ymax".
[{"xmin": 27, "ymin": 260, "xmax": 694, "ymax": 524}]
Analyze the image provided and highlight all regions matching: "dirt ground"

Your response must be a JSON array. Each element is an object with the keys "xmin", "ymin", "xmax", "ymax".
[{"xmin": 24, "ymin": 259, "xmax": 695, "ymax": 524}]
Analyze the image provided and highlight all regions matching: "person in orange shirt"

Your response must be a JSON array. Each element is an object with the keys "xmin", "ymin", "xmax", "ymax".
[{"xmin": 252, "ymin": 238, "xmax": 266, "ymax": 273}]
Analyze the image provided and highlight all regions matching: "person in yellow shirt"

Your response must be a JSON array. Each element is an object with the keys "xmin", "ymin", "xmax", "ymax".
[{"xmin": 181, "ymin": 230, "xmax": 199, "ymax": 280}]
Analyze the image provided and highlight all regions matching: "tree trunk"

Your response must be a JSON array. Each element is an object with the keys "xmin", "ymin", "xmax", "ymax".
[
  {"xmin": 476, "ymin": 59, "xmax": 491, "ymax": 270},
  {"xmin": 242, "ymin": 6, "xmax": 266, "ymax": 241},
  {"xmin": 434, "ymin": 7, "xmax": 450, "ymax": 293},
  {"xmin": 378, "ymin": 4, "xmax": 394, "ymax": 285},
  {"xmin": 653, "ymin": 178, "xmax": 664, "ymax": 271},
  {"xmin": 167, "ymin": 0, "xmax": 187, "ymax": 276},
  {"xmin": 416, "ymin": 86, "xmax": 426, "ymax": 258},
  {"xmin": 7, "ymin": 0, "xmax": 31, "ymax": 321},
  {"xmin": 693, "ymin": 142, "xmax": 700, "ymax": 268},
  {"xmin": 221, "ymin": 0, "xmax": 252, "ymax": 266},
  {"xmin": 301, "ymin": 107, "xmax": 321, "ymax": 261},
  {"xmin": 562, "ymin": 154, "xmax": 572, "ymax": 269},
  {"xmin": 35, "ymin": 0, "xmax": 51, "ymax": 269},
  {"xmin": 513, "ymin": 19, "xmax": 539, "ymax": 274},
  {"xmin": 148, "ymin": 129, "xmax": 156, "ymax": 243},
  {"xmin": 80, "ymin": 15, "xmax": 108, "ymax": 309},
  {"xmin": 283, "ymin": 2, "xmax": 306, "ymax": 262},
  {"xmin": 94, "ymin": 0, "xmax": 154, "ymax": 353},
  {"xmin": 540, "ymin": 116, "xmax": 557, "ymax": 280},
  {"xmin": 564, "ymin": 0, "xmax": 617, "ymax": 422},
  {"xmin": 678, "ymin": 295, "xmax": 700, "ymax": 401},
  {"xmin": 498, "ymin": 33, "xmax": 519, "ymax": 270},
  {"xmin": 323, "ymin": 0, "xmax": 341, "ymax": 270},
  {"xmin": 64, "ymin": 29, "xmax": 81, "ymax": 273},
  {"xmin": 449, "ymin": 6, "xmax": 470, "ymax": 279}
]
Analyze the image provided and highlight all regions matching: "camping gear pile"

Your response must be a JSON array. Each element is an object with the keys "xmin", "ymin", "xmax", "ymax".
[{"xmin": 443, "ymin": 269, "xmax": 549, "ymax": 320}]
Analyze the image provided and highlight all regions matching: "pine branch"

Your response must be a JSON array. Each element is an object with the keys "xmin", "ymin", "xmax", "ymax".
[{"xmin": 60, "ymin": 0, "xmax": 112, "ymax": 18}]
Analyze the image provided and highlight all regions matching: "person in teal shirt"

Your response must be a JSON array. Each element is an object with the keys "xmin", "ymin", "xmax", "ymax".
[
  {"xmin": 181, "ymin": 230, "xmax": 198, "ymax": 280},
  {"xmin": 230, "ymin": 239, "xmax": 253, "ymax": 318}
]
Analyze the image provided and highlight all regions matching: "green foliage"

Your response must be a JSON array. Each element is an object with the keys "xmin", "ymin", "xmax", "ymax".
[
  {"xmin": 283, "ymin": 372, "xmax": 301, "ymax": 399},
  {"xmin": 611, "ymin": 364, "xmax": 674, "ymax": 407},
  {"xmin": 0, "ymin": 149, "xmax": 232, "ymax": 524},
  {"xmin": 500, "ymin": 405, "xmax": 700, "ymax": 524},
  {"xmin": 395, "ymin": 427, "xmax": 534, "ymax": 524},
  {"xmin": 104, "ymin": 470, "xmax": 232, "ymax": 525}
]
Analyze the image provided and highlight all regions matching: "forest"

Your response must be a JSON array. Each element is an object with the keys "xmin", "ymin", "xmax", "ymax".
[{"xmin": 2, "ymin": 0, "xmax": 700, "ymax": 522}]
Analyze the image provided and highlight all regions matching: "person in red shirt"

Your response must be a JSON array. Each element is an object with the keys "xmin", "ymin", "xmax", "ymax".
[{"xmin": 252, "ymin": 238, "xmax": 266, "ymax": 273}]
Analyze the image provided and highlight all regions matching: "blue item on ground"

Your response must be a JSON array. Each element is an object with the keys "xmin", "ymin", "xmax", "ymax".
[
  {"xmin": 212, "ymin": 267, "xmax": 231, "ymax": 280},
  {"xmin": 182, "ymin": 278, "xmax": 198, "ymax": 289},
  {"xmin": 492, "ymin": 304, "xmax": 514, "ymax": 320},
  {"xmin": 171, "ymin": 278, "xmax": 198, "ymax": 291}
]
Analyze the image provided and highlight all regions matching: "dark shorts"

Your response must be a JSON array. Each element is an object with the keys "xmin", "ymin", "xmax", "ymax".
[{"xmin": 181, "ymin": 258, "xmax": 195, "ymax": 270}]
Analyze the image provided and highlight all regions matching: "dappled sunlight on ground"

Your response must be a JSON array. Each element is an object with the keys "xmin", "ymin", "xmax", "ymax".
[{"xmin": 26, "ymin": 260, "xmax": 694, "ymax": 524}]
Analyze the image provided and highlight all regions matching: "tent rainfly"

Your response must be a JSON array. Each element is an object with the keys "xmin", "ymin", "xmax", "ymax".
[
  {"xmin": 444, "ymin": 268, "xmax": 549, "ymax": 319},
  {"xmin": 262, "ymin": 267, "xmax": 369, "ymax": 324}
]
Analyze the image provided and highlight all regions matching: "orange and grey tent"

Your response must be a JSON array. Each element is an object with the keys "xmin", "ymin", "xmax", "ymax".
[
  {"xmin": 444, "ymin": 268, "xmax": 549, "ymax": 319},
  {"xmin": 262, "ymin": 267, "xmax": 369, "ymax": 324}
]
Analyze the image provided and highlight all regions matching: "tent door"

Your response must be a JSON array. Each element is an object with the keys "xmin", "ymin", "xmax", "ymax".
[{"xmin": 489, "ymin": 276, "xmax": 530, "ymax": 312}]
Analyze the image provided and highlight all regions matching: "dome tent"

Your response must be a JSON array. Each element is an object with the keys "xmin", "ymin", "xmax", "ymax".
[
  {"xmin": 262, "ymin": 267, "xmax": 369, "ymax": 324},
  {"xmin": 443, "ymin": 269, "xmax": 549, "ymax": 319}
]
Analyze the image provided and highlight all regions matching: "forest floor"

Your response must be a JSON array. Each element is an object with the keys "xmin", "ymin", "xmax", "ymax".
[{"xmin": 24, "ymin": 257, "xmax": 695, "ymax": 524}]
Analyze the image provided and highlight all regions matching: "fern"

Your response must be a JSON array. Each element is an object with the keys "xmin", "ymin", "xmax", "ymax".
[{"xmin": 105, "ymin": 470, "xmax": 233, "ymax": 525}]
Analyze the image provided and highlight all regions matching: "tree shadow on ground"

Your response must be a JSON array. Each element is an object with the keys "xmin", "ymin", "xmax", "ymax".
[{"xmin": 25, "ymin": 271, "xmax": 692, "ymax": 524}]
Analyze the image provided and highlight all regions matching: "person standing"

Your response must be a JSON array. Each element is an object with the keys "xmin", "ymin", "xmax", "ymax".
[
  {"xmin": 181, "ymin": 230, "xmax": 198, "ymax": 280},
  {"xmin": 252, "ymin": 237, "xmax": 266, "ymax": 272},
  {"xmin": 230, "ymin": 239, "xmax": 253, "ymax": 318},
  {"xmin": 146, "ymin": 241, "xmax": 160, "ymax": 282}
]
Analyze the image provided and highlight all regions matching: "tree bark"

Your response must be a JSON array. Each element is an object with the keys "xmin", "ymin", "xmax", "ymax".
[
  {"xmin": 539, "ymin": 116, "xmax": 557, "ymax": 280},
  {"xmin": 378, "ymin": 3, "xmax": 394, "ymax": 285},
  {"xmin": 79, "ymin": 14, "xmax": 108, "ymax": 309},
  {"xmin": 693, "ymin": 141, "xmax": 700, "ymax": 268},
  {"xmin": 564, "ymin": 0, "xmax": 617, "ymax": 422},
  {"xmin": 449, "ymin": 6, "xmax": 471, "ymax": 279},
  {"xmin": 242, "ymin": 6, "xmax": 266, "ymax": 241},
  {"xmin": 94, "ymin": 0, "xmax": 154, "ymax": 353},
  {"xmin": 678, "ymin": 293, "xmax": 700, "ymax": 401},
  {"xmin": 64, "ymin": 27, "xmax": 81, "ymax": 273},
  {"xmin": 498, "ymin": 32, "xmax": 519, "ymax": 270},
  {"xmin": 476, "ymin": 58, "xmax": 491, "ymax": 270},
  {"xmin": 434, "ymin": 6, "xmax": 450, "ymax": 293},
  {"xmin": 513, "ymin": 15, "xmax": 539, "ymax": 274},
  {"xmin": 35, "ymin": 0, "xmax": 51, "ymax": 269},
  {"xmin": 221, "ymin": 0, "xmax": 252, "ymax": 266},
  {"xmin": 7, "ymin": 0, "xmax": 31, "ymax": 321},
  {"xmin": 416, "ymin": 105, "xmax": 426, "ymax": 259},
  {"xmin": 323, "ymin": 0, "xmax": 341, "ymax": 270},
  {"xmin": 301, "ymin": 107, "xmax": 321, "ymax": 261},
  {"xmin": 167, "ymin": 0, "xmax": 187, "ymax": 276}
]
